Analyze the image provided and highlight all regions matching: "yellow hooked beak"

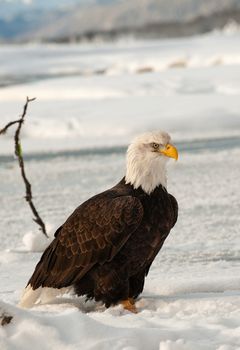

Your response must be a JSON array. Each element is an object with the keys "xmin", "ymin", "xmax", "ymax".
[{"xmin": 159, "ymin": 143, "xmax": 178, "ymax": 160}]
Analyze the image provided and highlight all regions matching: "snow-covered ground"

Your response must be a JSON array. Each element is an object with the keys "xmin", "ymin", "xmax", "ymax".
[{"xmin": 0, "ymin": 30, "xmax": 240, "ymax": 349}]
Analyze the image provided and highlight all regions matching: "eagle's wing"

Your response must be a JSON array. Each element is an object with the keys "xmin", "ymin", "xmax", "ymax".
[
  {"xmin": 169, "ymin": 194, "xmax": 178, "ymax": 228},
  {"xmin": 28, "ymin": 194, "xmax": 143, "ymax": 289}
]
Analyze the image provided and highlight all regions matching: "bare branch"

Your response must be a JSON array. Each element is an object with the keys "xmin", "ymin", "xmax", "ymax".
[
  {"xmin": 0, "ymin": 119, "xmax": 21, "ymax": 135},
  {"xmin": 0, "ymin": 98, "xmax": 36, "ymax": 136},
  {"xmin": 0, "ymin": 97, "xmax": 48, "ymax": 238}
]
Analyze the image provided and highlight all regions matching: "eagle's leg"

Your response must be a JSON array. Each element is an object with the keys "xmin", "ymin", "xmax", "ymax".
[
  {"xmin": 128, "ymin": 270, "xmax": 146, "ymax": 300},
  {"xmin": 120, "ymin": 298, "xmax": 137, "ymax": 313}
]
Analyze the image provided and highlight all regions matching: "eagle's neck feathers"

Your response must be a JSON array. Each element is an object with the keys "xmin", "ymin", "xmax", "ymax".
[{"xmin": 125, "ymin": 145, "xmax": 168, "ymax": 194}]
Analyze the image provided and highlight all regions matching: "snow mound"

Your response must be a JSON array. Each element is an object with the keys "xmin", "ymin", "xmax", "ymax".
[
  {"xmin": 222, "ymin": 20, "xmax": 240, "ymax": 36},
  {"xmin": 22, "ymin": 231, "xmax": 51, "ymax": 252},
  {"xmin": 1, "ymin": 289, "xmax": 240, "ymax": 350}
]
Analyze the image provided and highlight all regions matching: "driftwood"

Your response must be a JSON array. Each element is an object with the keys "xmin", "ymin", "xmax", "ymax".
[
  {"xmin": 0, "ymin": 97, "xmax": 48, "ymax": 237},
  {"xmin": 0, "ymin": 312, "xmax": 13, "ymax": 326}
]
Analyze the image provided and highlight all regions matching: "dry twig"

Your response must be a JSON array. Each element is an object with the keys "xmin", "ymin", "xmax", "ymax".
[
  {"xmin": 0, "ymin": 97, "xmax": 48, "ymax": 237},
  {"xmin": 0, "ymin": 313, "xmax": 13, "ymax": 326},
  {"xmin": 0, "ymin": 119, "xmax": 22, "ymax": 135}
]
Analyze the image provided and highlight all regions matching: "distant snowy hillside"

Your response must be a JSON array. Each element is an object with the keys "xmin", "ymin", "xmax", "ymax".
[{"xmin": 1, "ymin": 0, "xmax": 240, "ymax": 41}]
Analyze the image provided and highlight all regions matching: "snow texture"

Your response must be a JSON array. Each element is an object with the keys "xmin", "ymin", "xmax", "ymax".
[
  {"xmin": 22, "ymin": 232, "xmax": 51, "ymax": 252},
  {"xmin": 0, "ymin": 31, "xmax": 240, "ymax": 349}
]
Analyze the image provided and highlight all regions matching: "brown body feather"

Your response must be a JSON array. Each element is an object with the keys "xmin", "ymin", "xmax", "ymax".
[{"xmin": 28, "ymin": 177, "xmax": 178, "ymax": 307}]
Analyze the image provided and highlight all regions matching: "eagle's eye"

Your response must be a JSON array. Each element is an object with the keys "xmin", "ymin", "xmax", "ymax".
[
  {"xmin": 152, "ymin": 142, "xmax": 159, "ymax": 150},
  {"xmin": 152, "ymin": 143, "xmax": 159, "ymax": 150}
]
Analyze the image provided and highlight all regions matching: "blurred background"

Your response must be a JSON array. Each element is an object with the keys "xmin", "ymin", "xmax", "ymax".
[
  {"xmin": 1, "ymin": 0, "xmax": 240, "ymax": 152},
  {"xmin": 0, "ymin": 0, "xmax": 240, "ymax": 283},
  {"xmin": 1, "ymin": 0, "xmax": 240, "ymax": 42}
]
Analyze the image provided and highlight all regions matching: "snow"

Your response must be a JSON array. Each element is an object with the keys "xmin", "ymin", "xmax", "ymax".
[
  {"xmin": 0, "ymin": 31, "xmax": 240, "ymax": 349},
  {"xmin": 22, "ymin": 231, "xmax": 51, "ymax": 252},
  {"xmin": 1, "ymin": 292, "xmax": 240, "ymax": 350},
  {"xmin": 1, "ymin": 33, "xmax": 240, "ymax": 155}
]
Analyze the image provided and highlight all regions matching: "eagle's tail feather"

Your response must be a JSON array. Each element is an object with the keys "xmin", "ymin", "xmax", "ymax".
[
  {"xmin": 18, "ymin": 285, "xmax": 42, "ymax": 308},
  {"xmin": 18, "ymin": 284, "xmax": 72, "ymax": 308}
]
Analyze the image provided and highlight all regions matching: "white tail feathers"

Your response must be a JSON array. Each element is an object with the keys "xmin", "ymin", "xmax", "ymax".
[
  {"xmin": 18, "ymin": 285, "xmax": 72, "ymax": 308},
  {"xmin": 18, "ymin": 285, "xmax": 42, "ymax": 308}
]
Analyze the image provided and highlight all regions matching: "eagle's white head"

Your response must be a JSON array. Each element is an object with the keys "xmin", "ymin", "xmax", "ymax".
[{"xmin": 125, "ymin": 131, "xmax": 178, "ymax": 194}]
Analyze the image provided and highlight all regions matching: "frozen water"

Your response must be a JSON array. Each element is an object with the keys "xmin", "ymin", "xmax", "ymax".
[{"xmin": 1, "ymin": 32, "xmax": 240, "ymax": 154}]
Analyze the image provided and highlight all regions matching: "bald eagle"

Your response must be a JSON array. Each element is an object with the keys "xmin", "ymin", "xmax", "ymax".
[{"xmin": 19, "ymin": 131, "xmax": 178, "ymax": 313}]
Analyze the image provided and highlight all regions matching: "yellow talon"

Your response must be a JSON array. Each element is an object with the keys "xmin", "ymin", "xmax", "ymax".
[{"xmin": 121, "ymin": 298, "xmax": 137, "ymax": 313}]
